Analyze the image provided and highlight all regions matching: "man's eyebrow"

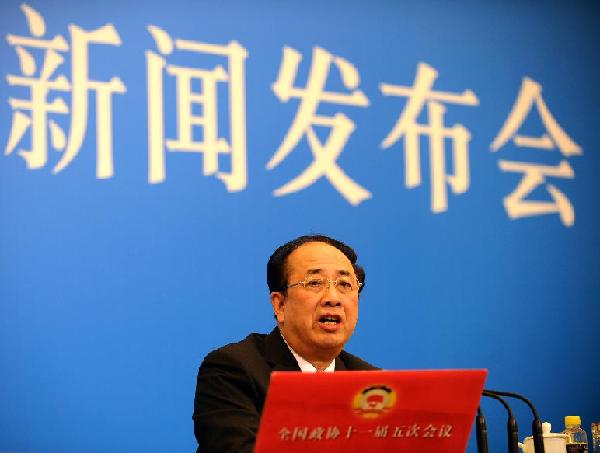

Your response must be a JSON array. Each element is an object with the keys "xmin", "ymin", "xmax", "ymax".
[{"xmin": 305, "ymin": 269, "xmax": 352, "ymax": 276}]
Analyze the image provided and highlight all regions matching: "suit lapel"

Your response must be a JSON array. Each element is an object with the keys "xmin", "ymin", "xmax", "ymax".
[{"xmin": 264, "ymin": 327, "xmax": 301, "ymax": 371}]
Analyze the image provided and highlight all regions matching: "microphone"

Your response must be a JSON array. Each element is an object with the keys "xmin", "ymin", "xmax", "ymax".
[
  {"xmin": 485, "ymin": 389, "xmax": 545, "ymax": 453},
  {"xmin": 482, "ymin": 390, "xmax": 519, "ymax": 453},
  {"xmin": 476, "ymin": 406, "xmax": 489, "ymax": 453}
]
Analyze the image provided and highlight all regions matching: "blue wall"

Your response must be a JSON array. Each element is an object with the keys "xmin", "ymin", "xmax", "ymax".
[{"xmin": 1, "ymin": 1, "xmax": 599, "ymax": 451}]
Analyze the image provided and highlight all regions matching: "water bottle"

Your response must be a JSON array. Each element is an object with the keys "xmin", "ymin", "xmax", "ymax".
[
  {"xmin": 591, "ymin": 422, "xmax": 600, "ymax": 453},
  {"xmin": 562, "ymin": 416, "xmax": 588, "ymax": 453}
]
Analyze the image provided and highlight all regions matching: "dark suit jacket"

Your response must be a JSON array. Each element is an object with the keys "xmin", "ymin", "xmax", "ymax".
[{"xmin": 193, "ymin": 327, "xmax": 376, "ymax": 453}]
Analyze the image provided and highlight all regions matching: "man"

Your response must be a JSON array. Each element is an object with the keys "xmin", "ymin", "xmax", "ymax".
[{"xmin": 193, "ymin": 235, "xmax": 376, "ymax": 452}]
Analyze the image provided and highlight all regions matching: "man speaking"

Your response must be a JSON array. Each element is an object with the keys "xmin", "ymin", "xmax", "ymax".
[{"xmin": 193, "ymin": 234, "xmax": 376, "ymax": 452}]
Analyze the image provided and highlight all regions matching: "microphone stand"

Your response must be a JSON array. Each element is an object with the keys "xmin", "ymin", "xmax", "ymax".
[
  {"xmin": 486, "ymin": 389, "xmax": 545, "ymax": 453},
  {"xmin": 482, "ymin": 390, "xmax": 520, "ymax": 453}
]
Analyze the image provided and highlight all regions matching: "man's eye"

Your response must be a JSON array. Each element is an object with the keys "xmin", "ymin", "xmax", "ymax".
[
  {"xmin": 306, "ymin": 279, "xmax": 324, "ymax": 288},
  {"xmin": 338, "ymin": 280, "xmax": 353, "ymax": 290}
]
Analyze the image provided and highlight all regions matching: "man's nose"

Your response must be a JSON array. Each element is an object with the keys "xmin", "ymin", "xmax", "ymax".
[{"xmin": 321, "ymin": 280, "xmax": 342, "ymax": 305}]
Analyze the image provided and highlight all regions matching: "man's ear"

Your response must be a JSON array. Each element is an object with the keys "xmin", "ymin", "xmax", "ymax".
[{"xmin": 270, "ymin": 292, "xmax": 285, "ymax": 324}]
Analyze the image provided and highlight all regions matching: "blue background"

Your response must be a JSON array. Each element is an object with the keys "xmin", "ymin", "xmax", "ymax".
[{"xmin": 1, "ymin": 1, "xmax": 599, "ymax": 451}]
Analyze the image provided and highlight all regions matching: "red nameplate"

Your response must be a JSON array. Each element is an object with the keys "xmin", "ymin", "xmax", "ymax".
[{"xmin": 255, "ymin": 369, "xmax": 487, "ymax": 453}]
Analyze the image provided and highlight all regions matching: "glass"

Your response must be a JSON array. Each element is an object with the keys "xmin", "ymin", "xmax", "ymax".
[
  {"xmin": 287, "ymin": 275, "xmax": 362, "ymax": 294},
  {"xmin": 592, "ymin": 422, "xmax": 600, "ymax": 453}
]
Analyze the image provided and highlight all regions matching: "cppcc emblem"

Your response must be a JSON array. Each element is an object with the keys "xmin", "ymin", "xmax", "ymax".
[{"xmin": 352, "ymin": 384, "xmax": 397, "ymax": 418}]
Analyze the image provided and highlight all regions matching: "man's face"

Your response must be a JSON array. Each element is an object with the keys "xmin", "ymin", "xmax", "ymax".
[{"xmin": 270, "ymin": 242, "xmax": 360, "ymax": 363}]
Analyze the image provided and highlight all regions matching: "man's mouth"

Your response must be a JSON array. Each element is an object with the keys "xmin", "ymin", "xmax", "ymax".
[{"xmin": 318, "ymin": 314, "xmax": 341, "ymax": 326}]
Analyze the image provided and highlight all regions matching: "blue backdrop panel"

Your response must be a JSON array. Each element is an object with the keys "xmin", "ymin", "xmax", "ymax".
[{"xmin": 1, "ymin": 1, "xmax": 599, "ymax": 452}]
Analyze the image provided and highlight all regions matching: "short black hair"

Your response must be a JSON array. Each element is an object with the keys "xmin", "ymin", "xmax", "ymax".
[{"xmin": 267, "ymin": 234, "xmax": 365, "ymax": 294}]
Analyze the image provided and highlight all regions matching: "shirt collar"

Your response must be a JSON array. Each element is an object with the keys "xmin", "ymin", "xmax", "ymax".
[{"xmin": 279, "ymin": 329, "xmax": 335, "ymax": 373}]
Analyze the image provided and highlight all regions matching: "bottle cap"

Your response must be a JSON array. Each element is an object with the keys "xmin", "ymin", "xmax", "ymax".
[{"xmin": 565, "ymin": 415, "xmax": 581, "ymax": 426}]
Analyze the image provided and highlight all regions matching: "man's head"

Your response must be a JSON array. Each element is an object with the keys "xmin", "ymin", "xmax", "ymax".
[
  {"xmin": 267, "ymin": 235, "xmax": 365, "ymax": 294},
  {"xmin": 267, "ymin": 235, "xmax": 365, "ymax": 366}
]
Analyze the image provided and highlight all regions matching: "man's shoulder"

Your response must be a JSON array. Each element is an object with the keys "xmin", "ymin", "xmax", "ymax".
[
  {"xmin": 197, "ymin": 328, "xmax": 293, "ymax": 391},
  {"xmin": 339, "ymin": 349, "xmax": 379, "ymax": 371},
  {"xmin": 203, "ymin": 331, "xmax": 269, "ymax": 365}
]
